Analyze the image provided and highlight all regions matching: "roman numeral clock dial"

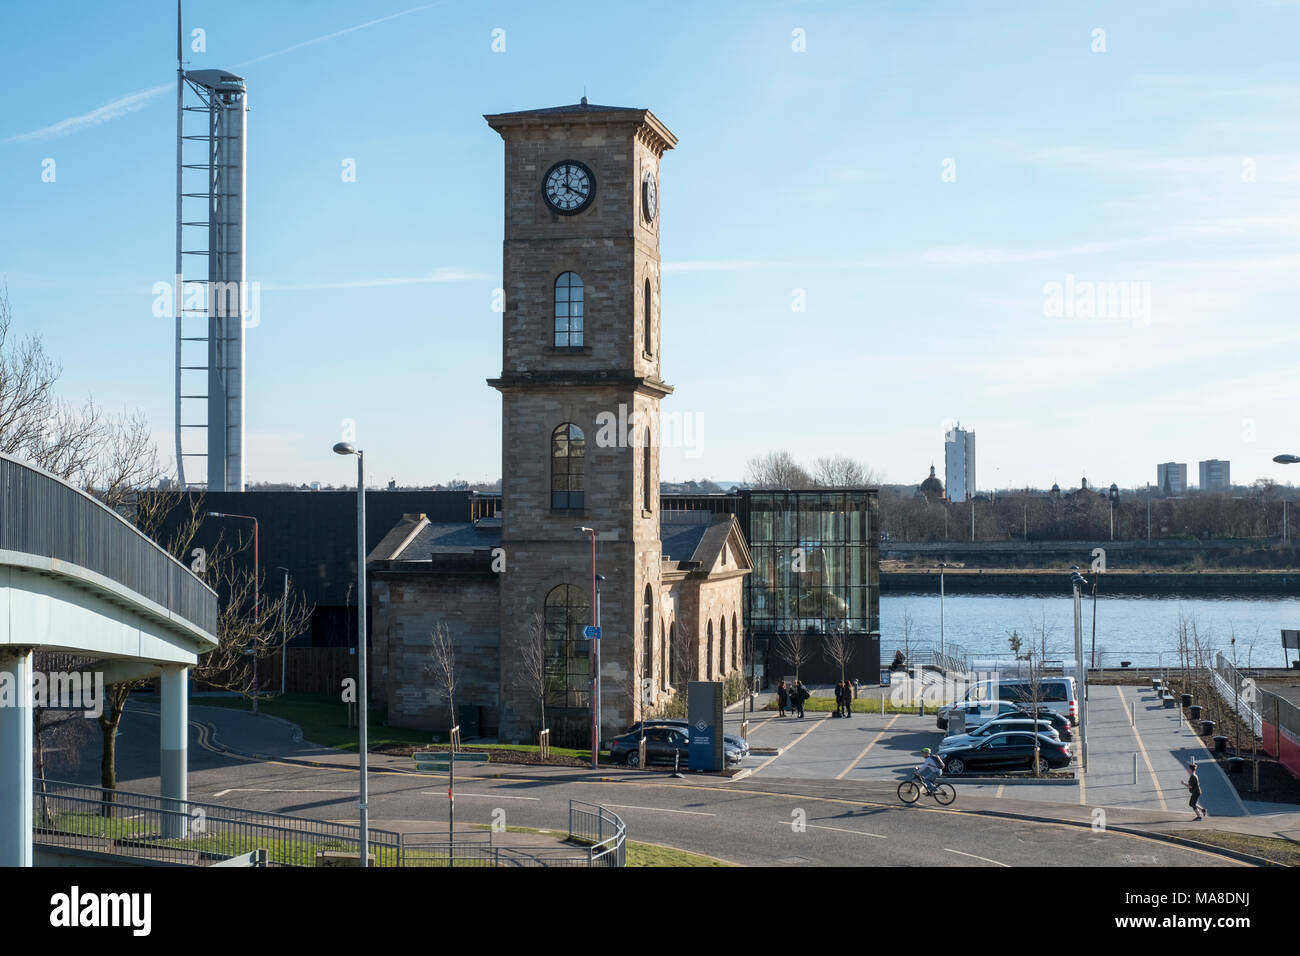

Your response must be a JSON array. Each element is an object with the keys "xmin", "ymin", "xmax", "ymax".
[{"xmin": 543, "ymin": 160, "xmax": 595, "ymax": 214}]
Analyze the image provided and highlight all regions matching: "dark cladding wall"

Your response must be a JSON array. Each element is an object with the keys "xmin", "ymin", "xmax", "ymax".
[
  {"xmin": 152, "ymin": 490, "xmax": 481, "ymax": 646},
  {"xmin": 662, "ymin": 490, "xmax": 881, "ymax": 685}
]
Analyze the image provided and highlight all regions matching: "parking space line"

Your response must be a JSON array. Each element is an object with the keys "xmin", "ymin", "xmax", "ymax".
[
  {"xmin": 835, "ymin": 713, "xmax": 899, "ymax": 780},
  {"xmin": 994, "ymin": 784, "xmax": 1005, "ymax": 799},
  {"xmin": 1119, "ymin": 685, "xmax": 1167, "ymax": 811},
  {"xmin": 751, "ymin": 716, "xmax": 830, "ymax": 775},
  {"xmin": 944, "ymin": 848, "xmax": 1009, "ymax": 867},
  {"xmin": 420, "ymin": 792, "xmax": 540, "ymax": 801}
]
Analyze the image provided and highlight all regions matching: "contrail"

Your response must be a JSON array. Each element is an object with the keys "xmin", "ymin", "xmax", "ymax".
[{"xmin": 3, "ymin": 1, "xmax": 445, "ymax": 144}]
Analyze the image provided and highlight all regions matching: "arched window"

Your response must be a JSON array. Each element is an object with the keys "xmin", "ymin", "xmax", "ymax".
[
  {"xmin": 643, "ymin": 277, "xmax": 653, "ymax": 355},
  {"xmin": 706, "ymin": 620, "xmax": 714, "ymax": 680},
  {"xmin": 544, "ymin": 584, "xmax": 591, "ymax": 708},
  {"xmin": 732, "ymin": 612, "xmax": 739, "ymax": 670},
  {"xmin": 661, "ymin": 621, "xmax": 669, "ymax": 691},
  {"xmin": 668, "ymin": 621, "xmax": 679, "ymax": 686},
  {"xmin": 642, "ymin": 585, "xmax": 654, "ymax": 692},
  {"xmin": 554, "ymin": 272, "xmax": 584, "ymax": 347},
  {"xmin": 551, "ymin": 423, "xmax": 584, "ymax": 510},
  {"xmin": 642, "ymin": 428, "xmax": 652, "ymax": 512},
  {"xmin": 720, "ymin": 616, "xmax": 727, "ymax": 675}
]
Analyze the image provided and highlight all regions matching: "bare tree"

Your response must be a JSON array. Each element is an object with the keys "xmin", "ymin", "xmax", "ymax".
[
  {"xmin": 426, "ymin": 622, "xmax": 458, "ymax": 746},
  {"xmin": 812, "ymin": 455, "xmax": 881, "ymax": 488},
  {"xmin": 774, "ymin": 630, "xmax": 810, "ymax": 681},
  {"xmin": 822, "ymin": 628, "xmax": 855, "ymax": 683},
  {"xmin": 745, "ymin": 450, "xmax": 814, "ymax": 489},
  {"xmin": 511, "ymin": 611, "xmax": 549, "ymax": 740}
]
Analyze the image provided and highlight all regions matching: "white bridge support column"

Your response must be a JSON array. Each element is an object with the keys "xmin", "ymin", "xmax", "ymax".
[
  {"xmin": 0, "ymin": 648, "xmax": 34, "ymax": 866},
  {"xmin": 160, "ymin": 664, "xmax": 189, "ymax": 839}
]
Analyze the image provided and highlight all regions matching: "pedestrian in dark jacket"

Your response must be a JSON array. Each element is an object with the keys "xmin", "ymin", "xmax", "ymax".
[
  {"xmin": 777, "ymin": 680, "xmax": 789, "ymax": 717},
  {"xmin": 842, "ymin": 679, "xmax": 854, "ymax": 717},
  {"xmin": 1185, "ymin": 761, "xmax": 1207, "ymax": 820},
  {"xmin": 794, "ymin": 680, "xmax": 806, "ymax": 718},
  {"xmin": 833, "ymin": 681, "xmax": 844, "ymax": 718}
]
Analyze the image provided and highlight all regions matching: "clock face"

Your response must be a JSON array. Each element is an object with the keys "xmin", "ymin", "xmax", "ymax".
[
  {"xmin": 543, "ymin": 161, "xmax": 596, "ymax": 214},
  {"xmin": 642, "ymin": 170, "xmax": 658, "ymax": 222}
]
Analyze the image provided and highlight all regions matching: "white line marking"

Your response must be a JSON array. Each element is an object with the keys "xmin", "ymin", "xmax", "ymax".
[
  {"xmin": 211, "ymin": 788, "xmax": 355, "ymax": 798},
  {"xmin": 944, "ymin": 847, "xmax": 1009, "ymax": 866},
  {"xmin": 836, "ymin": 713, "xmax": 900, "ymax": 780},
  {"xmin": 604, "ymin": 804, "xmax": 715, "ymax": 816},
  {"xmin": 780, "ymin": 820, "xmax": 886, "ymax": 839},
  {"xmin": 419, "ymin": 792, "xmax": 540, "ymax": 801},
  {"xmin": 751, "ymin": 715, "xmax": 830, "ymax": 774}
]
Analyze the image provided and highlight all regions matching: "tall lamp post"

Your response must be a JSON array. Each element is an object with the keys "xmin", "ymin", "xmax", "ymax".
[
  {"xmin": 576, "ymin": 527, "xmax": 601, "ymax": 770},
  {"xmin": 275, "ymin": 566, "xmax": 290, "ymax": 695},
  {"xmin": 333, "ymin": 442, "xmax": 369, "ymax": 867},
  {"xmin": 207, "ymin": 511, "xmax": 259, "ymax": 713},
  {"xmin": 938, "ymin": 562, "xmax": 946, "ymax": 669},
  {"xmin": 1070, "ymin": 568, "xmax": 1089, "ymax": 772}
]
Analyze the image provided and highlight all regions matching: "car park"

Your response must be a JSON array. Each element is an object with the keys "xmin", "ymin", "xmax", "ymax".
[
  {"xmin": 941, "ymin": 717, "xmax": 1059, "ymax": 749},
  {"xmin": 937, "ymin": 732, "xmax": 1072, "ymax": 775}
]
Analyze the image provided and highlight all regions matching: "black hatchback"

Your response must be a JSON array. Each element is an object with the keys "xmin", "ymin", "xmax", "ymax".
[{"xmin": 937, "ymin": 732, "xmax": 1071, "ymax": 775}]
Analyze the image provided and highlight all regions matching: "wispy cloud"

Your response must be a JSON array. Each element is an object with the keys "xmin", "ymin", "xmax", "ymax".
[
  {"xmin": 261, "ymin": 266, "xmax": 490, "ymax": 291},
  {"xmin": 5, "ymin": 83, "xmax": 170, "ymax": 144},
  {"xmin": 3, "ymin": 2, "xmax": 445, "ymax": 145}
]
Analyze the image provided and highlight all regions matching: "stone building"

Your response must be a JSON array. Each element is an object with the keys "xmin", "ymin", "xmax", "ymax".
[{"xmin": 366, "ymin": 101, "xmax": 751, "ymax": 746}]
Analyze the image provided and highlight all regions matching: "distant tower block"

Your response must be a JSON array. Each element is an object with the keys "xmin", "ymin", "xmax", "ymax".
[{"xmin": 176, "ymin": 68, "xmax": 248, "ymax": 491}]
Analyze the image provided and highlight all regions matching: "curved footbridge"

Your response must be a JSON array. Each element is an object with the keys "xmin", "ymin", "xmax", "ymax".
[{"xmin": 0, "ymin": 454, "xmax": 218, "ymax": 865}]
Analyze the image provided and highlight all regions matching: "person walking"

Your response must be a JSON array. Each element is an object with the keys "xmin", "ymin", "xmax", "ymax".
[
  {"xmin": 777, "ymin": 679, "xmax": 789, "ymax": 717},
  {"xmin": 833, "ymin": 681, "xmax": 844, "ymax": 718},
  {"xmin": 1184, "ymin": 761, "xmax": 1207, "ymax": 820}
]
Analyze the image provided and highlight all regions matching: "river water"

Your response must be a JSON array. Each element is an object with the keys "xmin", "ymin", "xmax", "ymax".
[{"xmin": 880, "ymin": 593, "xmax": 1300, "ymax": 669}]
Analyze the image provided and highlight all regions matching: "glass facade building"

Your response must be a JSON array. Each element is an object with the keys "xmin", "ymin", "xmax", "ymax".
[{"xmin": 662, "ymin": 489, "xmax": 881, "ymax": 684}]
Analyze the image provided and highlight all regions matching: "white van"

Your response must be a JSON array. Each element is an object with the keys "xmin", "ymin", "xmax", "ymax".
[{"xmin": 963, "ymin": 677, "xmax": 1078, "ymax": 726}]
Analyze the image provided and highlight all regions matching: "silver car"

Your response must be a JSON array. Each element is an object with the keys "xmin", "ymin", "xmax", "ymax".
[{"xmin": 941, "ymin": 717, "xmax": 1060, "ymax": 749}]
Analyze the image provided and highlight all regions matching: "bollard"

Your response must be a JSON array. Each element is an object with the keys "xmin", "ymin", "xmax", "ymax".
[
  {"xmin": 1213, "ymin": 734, "xmax": 1228, "ymax": 753},
  {"xmin": 1227, "ymin": 756, "xmax": 1244, "ymax": 774},
  {"xmin": 1188, "ymin": 704, "xmax": 1202, "ymax": 721},
  {"xmin": 1180, "ymin": 693, "xmax": 1192, "ymax": 709},
  {"xmin": 1200, "ymin": 719, "xmax": 1215, "ymax": 736}
]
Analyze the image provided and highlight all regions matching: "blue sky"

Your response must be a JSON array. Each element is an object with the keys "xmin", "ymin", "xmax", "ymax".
[{"xmin": 3, "ymin": 0, "xmax": 1300, "ymax": 491}]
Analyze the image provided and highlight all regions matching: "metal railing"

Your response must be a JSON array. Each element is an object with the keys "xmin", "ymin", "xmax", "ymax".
[
  {"xmin": 881, "ymin": 640, "xmax": 970, "ymax": 677},
  {"xmin": 33, "ymin": 781, "xmax": 628, "ymax": 867},
  {"xmin": 1211, "ymin": 653, "xmax": 1300, "ymax": 780},
  {"xmin": 0, "ymin": 454, "xmax": 217, "ymax": 636}
]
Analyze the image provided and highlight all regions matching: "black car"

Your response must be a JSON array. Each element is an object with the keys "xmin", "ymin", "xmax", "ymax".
[
  {"xmin": 1004, "ymin": 708, "xmax": 1073, "ymax": 741},
  {"xmin": 937, "ymin": 732, "xmax": 1071, "ymax": 775},
  {"xmin": 606, "ymin": 726, "xmax": 743, "ymax": 767},
  {"xmin": 623, "ymin": 719, "xmax": 750, "ymax": 757}
]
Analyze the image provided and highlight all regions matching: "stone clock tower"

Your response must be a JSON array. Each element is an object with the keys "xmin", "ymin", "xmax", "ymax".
[{"xmin": 485, "ymin": 101, "xmax": 678, "ymax": 744}]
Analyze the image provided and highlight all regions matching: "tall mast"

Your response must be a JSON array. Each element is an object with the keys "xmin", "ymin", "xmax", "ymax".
[{"xmin": 174, "ymin": 0, "xmax": 186, "ymax": 487}]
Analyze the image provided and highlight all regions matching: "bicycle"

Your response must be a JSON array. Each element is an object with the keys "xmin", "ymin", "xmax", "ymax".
[{"xmin": 897, "ymin": 770, "xmax": 956, "ymax": 806}]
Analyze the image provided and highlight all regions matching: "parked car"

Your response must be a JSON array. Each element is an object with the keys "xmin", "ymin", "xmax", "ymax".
[
  {"xmin": 941, "ymin": 717, "xmax": 1060, "ymax": 749},
  {"xmin": 606, "ymin": 726, "xmax": 744, "ymax": 768},
  {"xmin": 961, "ymin": 677, "xmax": 1079, "ymax": 726},
  {"xmin": 623, "ymin": 719, "xmax": 750, "ymax": 757},
  {"xmin": 938, "ymin": 732, "xmax": 1071, "ymax": 775},
  {"xmin": 936, "ymin": 698, "xmax": 1026, "ymax": 731},
  {"xmin": 1004, "ymin": 708, "xmax": 1073, "ymax": 741}
]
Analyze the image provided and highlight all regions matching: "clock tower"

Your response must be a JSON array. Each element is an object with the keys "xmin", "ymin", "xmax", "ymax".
[{"xmin": 485, "ymin": 101, "xmax": 677, "ymax": 743}]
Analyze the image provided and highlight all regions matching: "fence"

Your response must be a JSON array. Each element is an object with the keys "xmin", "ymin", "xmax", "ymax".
[
  {"xmin": 32, "ymin": 780, "xmax": 627, "ymax": 867},
  {"xmin": 194, "ymin": 647, "xmax": 356, "ymax": 695},
  {"xmin": 1211, "ymin": 653, "xmax": 1300, "ymax": 780},
  {"xmin": 881, "ymin": 640, "xmax": 970, "ymax": 676}
]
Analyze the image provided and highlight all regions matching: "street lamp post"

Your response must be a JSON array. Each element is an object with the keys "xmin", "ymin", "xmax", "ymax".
[
  {"xmin": 333, "ymin": 442, "xmax": 369, "ymax": 867},
  {"xmin": 275, "ymin": 567, "xmax": 290, "ymax": 695},
  {"xmin": 938, "ymin": 562, "xmax": 946, "ymax": 668},
  {"xmin": 1070, "ymin": 569, "xmax": 1089, "ymax": 772},
  {"xmin": 576, "ymin": 527, "xmax": 601, "ymax": 770},
  {"xmin": 207, "ymin": 511, "xmax": 259, "ymax": 713}
]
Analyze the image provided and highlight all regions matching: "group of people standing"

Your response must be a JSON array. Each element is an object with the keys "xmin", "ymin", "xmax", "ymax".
[
  {"xmin": 775, "ymin": 679, "xmax": 857, "ymax": 717},
  {"xmin": 776, "ymin": 679, "xmax": 810, "ymax": 717}
]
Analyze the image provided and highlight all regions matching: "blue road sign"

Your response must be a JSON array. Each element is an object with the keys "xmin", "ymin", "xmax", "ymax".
[{"xmin": 583, "ymin": 626, "xmax": 601, "ymax": 640}]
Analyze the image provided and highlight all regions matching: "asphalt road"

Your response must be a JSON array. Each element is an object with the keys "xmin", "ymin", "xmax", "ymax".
[{"xmin": 52, "ymin": 704, "xmax": 1245, "ymax": 867}]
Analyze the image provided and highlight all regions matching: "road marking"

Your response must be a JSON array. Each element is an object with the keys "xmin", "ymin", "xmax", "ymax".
[
  {"xmin": 781, "ymin": 820, "xmax": 886, "ymax": 839},
  {"xmin": 994, "ymin": 784, "xmax": 1005, "ymax": 799},
  {"xmin": 944, "ymin": 847, "xmax": 1009, "ymax": 867},
  {"xmin": 1119, "ymin": 685, "xmax": 1167, "ymax": 811},
  {"xmin": 835, "ymin": 713, "xmax": 899, "ymax": 780},
  {"xmin": 211, "ymin": 788, "xmax": 356, "ymax": 797},
  {"xmin": 419, "ymin": 791, "xmax": 539, "ymax": 801},
  {"xmin": 603, "ymin": 804, "xmax": 715, "ymax": 816},
  {"xmin": 750, "ymin": 716, "xmax": 829, "ymax": 774}
]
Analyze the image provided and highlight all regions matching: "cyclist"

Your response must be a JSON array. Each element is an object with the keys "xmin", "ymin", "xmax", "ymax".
[{"xmin": 916, "ymin": 747, "xmax": 945, "ymax": 793}]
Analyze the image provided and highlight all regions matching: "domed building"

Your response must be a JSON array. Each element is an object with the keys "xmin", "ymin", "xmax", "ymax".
[{"xmin": 918, "ymin": 464, "xmax": 945, "ymax": 502}]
